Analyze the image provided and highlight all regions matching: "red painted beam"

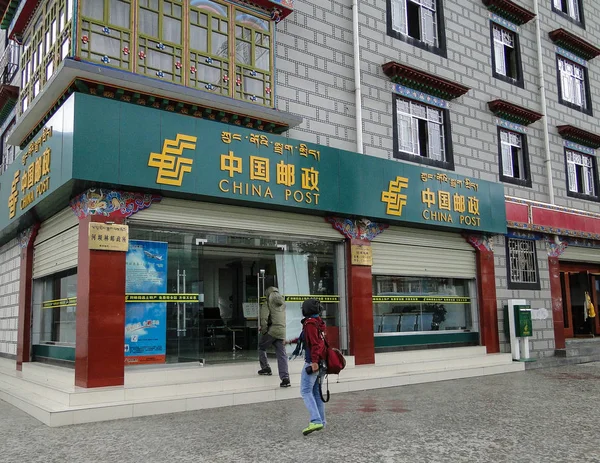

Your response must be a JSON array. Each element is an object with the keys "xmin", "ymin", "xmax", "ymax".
[
  {"xmin": 505, "ymin": 201, "xmax": 529, "ymax": 224},
  {"xmin": 506, "ymin": 198, "xmax": 600, "ymax": 239}
]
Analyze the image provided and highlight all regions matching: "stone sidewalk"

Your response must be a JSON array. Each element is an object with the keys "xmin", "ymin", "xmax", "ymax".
[{"xmin": 1, "ymin": 363, "xmax": 600, "ymax": 463}]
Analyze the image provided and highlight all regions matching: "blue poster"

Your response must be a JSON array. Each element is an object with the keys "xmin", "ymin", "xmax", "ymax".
[{"xmin": 125, "ymin": 240, "xmax": 168, "ymax": 364}]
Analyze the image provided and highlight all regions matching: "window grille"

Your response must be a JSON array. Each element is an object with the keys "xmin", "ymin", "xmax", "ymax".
[{"xmin": 508, "ymin": 239, "xmax": 537, "ymax": 285}]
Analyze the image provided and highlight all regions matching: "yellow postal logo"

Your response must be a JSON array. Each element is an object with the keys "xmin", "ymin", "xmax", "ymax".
[{"xmin": 148, "ymin": 134, "xmax": 197, "ymax": 186}]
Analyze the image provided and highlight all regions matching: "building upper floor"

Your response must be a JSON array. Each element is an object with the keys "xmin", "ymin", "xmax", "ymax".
[{"xmin": 0, "ymin": 0, "xmax": 599, "ymax": 213}]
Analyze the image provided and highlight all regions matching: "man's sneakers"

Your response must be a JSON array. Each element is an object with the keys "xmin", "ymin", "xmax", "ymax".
[
  {"xmin": 302, "ymin": 423, "xmax": 324, "ymax": 436},
  {"xmin": 280, "ymin": 378, "xmax": 291, "ymax": 388},
  {"xmin": 257, "ymin": 367, "xmax": 272, "ymax": 376}
]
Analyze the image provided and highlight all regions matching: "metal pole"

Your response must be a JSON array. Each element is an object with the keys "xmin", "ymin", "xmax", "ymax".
[
  {"xmin": 257, "ymin": 269, "xmax": 265, "ymax": 357},
  {"xmin": 182, "ymin": 269, "xmax": 187, "ymax": 337},
  {"xmin": 352, "ymin": 0, "xmax": 363, "ymax": 154},
  {"xmin": 533, "ymin": 0, "xmax": 554, "ymax": 205},
  {"xmin": 176, "ymin": 268, "xmax": 181, "ymax": 337}
]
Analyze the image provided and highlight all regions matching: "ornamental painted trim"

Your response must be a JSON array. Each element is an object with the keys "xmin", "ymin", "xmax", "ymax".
[
  {"xmin": 483, "ymin": 0, "xmax": 535, "ymax": 26},
  {"xmin": 564, "ymin": 140, "xmax": 595, "ymax": 156},
  {"xmin": 497, "ymin": 118, "xmax": 527, "ymax": 134},
  {"xmin": 382, "ymin": 62, "xmax": 470, "ymax": 101},
  {"xmin": 544, "ymin": 237, "xmax": 568, "ymax": 257},
  {"xmin": 488, "ymin": 100, "xmax": 543, "ymax": 126},
  {"xmin": 489, "ymin": 13, "xmax": 518, "ymax": 32},
  {"xmin": 70, "ymin": 189, "xmax": 162, "ymax": 219},
  {"xmin": 563, "ymin": 238, "xmax": 600, "ymax": 248},
  {"xmin": 556, "ymin": 46, "xmax": 587, "ymax": 67},
  {"xmin": 326, "ymin": 217, "xmax": 388, "ymax": 241},
  {"xmin": 18, "ymin": 224, "xmax": 38, "ymax": 248},
  {"xmin": 239, "ymin": 0, "xmax": 293, "ymax": 21},
  {"xmin": 507, "ymin": 230, "xmax": 541, "ymax": 240},
  {"xmin": 557, "ymin": 125, "xmax": 600, "ymax": 149},
  {"xmin": 506, "ymin": 196, "xmax": 600, "ymax": 220},
  {"xmin": 392, "ymin": 83, "xmax": 449, "ymax": 109},
  {"xmin": 464, "ymin": 234, "xmax": 494, "ymax": 252},
  {"xmin": 549, "ymin": 29, "xmax": 600, "ymax": 62},
  {"xmin": 508, "ymin": 220, "xmax": 600, "ymax": 241}
]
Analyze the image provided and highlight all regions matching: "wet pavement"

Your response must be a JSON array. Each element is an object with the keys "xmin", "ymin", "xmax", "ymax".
[{"xmin": 1, "ymin": 362, "xmax": 600, "ymax": 463}]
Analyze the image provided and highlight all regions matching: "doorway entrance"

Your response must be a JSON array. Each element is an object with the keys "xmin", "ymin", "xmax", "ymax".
[
  {"xmin": 127, "ymin": 227, "xmax": 341, "ymax": 366},
  {"xmin": 559, "ymin": 262, "xmax": 600, "ymax": 338}
]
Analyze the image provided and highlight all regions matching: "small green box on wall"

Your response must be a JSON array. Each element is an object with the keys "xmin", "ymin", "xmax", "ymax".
[{"xmin": 514, "ymin": 305, "xmax": 532, "ymax": 337}]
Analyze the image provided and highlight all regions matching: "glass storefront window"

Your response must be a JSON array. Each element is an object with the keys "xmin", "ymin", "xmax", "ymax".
[
  {"xmin": 32, "ymin": 270, "xmax": 78, "ymax": 346},
  {"xmin": 128, "ymin": 227, "xmax": 340, "ymax": 364},
  {"xmin": 372, "ymin": 275, "xmax": 475, "ymax": 334}
]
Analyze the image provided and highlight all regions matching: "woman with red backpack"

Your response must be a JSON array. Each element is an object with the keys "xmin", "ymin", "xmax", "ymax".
[{"xmin": 289, "ymin": 298, "xmax": 327, "ymax": 436}]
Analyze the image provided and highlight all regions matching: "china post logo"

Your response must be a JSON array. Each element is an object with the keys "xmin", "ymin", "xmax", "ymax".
[
  {"xmin": 381, "ymin": 176, "xmax": 409, "ymax": 216},
  {"xmin": 148, "ymin": 134, "xmax": 197, "ymax": 186}
]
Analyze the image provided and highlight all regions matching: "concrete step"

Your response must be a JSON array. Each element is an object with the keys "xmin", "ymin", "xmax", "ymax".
[
  {"xmin": 525, "ymin": 354, "xmax": 600, "ymax": 370},
  {"xmin": 560, "ymin": 346, "xmax": 600, "ymax": 357},
  {"xmin": 0, "ymin": 360, "xmax": 524, "ymax": 427},
  {"xmin": 562, "ymin": 339, "xmax": 600, "ymax": 357},
  {"xmin": 4, "ymin": 351, "xmax": 512, "ymax": 406}
]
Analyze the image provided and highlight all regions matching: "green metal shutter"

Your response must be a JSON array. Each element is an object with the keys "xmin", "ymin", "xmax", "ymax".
[
  {"xmin": 32, "ymin": 208, "xmax": 79, "ymax": 279},
  {"xmin": 128, "ymin": 198, "xmax": 343, "ymax": 240},
  {"xmin": 561, "ymin": 245, "xmax": 600, "ymax": 264},
  {"xmin": 371, "ymin": 226, "xmax": 476, "ymax": 278}
]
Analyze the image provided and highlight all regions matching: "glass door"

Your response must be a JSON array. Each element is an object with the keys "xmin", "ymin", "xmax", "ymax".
[
  {"xmin": 166, "ymin": 237, "xmax": 203, "ymax": 364},
  {"xmin": 126, "ymin": 230, "xmax": 203, "ymax": 365}
]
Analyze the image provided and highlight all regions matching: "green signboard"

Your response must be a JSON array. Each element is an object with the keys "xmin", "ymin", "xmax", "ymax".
[
  {"xmin": 0, "ymin": 97, "xmax": 74, "ymax": 232},
  {"xmin": 0, "ymin": 93, "xmax": 507, "ymax": 236}
]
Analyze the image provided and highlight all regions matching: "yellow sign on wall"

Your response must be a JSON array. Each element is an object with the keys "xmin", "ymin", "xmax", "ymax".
[
  {"xmin": 88, "ymin": 223, "xmax": 129, "ymax": 251},
  {"xmin": 148, "ymin": 134, "xmax": 197, "ymax": 186},
  {"xmin": 351, "ymin": 245, "xmax": 373, "ymax": 266},
  {"xmin": 7, "ymin": 126, "xmax": 53, "ymax": 219}
]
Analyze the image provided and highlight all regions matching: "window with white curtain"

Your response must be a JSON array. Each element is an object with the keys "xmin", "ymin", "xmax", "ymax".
[
  {"xmin": 553, "ymin": 0, "xmax": 581, "ymax": 23},
  {"xmin": 390, "ymin": 0, "xmax": 439, "ymax": 48},
  {"xmin": 492, "ymin": 24, "xmax": 520, "ymax": 83},
  {"xmin": 558, "ymin": 56, "xmax": 587, "ymax": 110},
  {"xmin": 500, "ymin": 129, "xmax": 527, "ymax": 181},
  {"xmin": 566, "ymin": 149, "xmax": 597, "ymax": 197},
  {"xmin": 395, "ymin": 96, "xmax": 445, "ymax": 162}
]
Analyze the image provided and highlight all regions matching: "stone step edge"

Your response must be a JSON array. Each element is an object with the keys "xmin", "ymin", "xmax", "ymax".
[
  {"xmin": 524, "ymin": 354, "xmax": 600, "ymax": 370},
  {"xmin": 3, "ymin": 354, "xmax": 514, "ymax": 397},
  {"xmin": 0, "ymin": 346, "xmax": 488, "ymax": 379},
  {"xmin": 0, "ymin": 361, "xmax": 524, "ymax": 417}
]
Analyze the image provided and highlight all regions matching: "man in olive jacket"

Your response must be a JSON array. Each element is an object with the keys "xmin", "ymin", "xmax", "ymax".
[{"xmin": 258, "ymin": 286, "xmax": 290, "ymax": 387}]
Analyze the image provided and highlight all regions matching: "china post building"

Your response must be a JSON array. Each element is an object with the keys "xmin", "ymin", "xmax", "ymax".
[{"xmin": 0, "ymin": 0, "xmax": 522, "ymax": 425}]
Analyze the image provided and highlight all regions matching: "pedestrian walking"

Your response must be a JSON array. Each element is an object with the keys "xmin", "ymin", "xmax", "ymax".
[
  {"xmin": 257, "ymin": 286, "xmax": 290, "ymax": 387},
  {"xmin": 288, "ymin": 298, "xmax": 327, "ymax": 436}
]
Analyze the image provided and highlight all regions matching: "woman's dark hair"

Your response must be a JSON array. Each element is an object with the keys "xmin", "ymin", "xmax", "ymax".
[{"xmin": 301, "ymin": 298, "xmax": 322, "ymax": 317}]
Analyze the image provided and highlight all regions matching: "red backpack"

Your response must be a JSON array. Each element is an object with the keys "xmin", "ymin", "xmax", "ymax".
[
  {"xmin": 316, "ymin": 325, "xmax": 346, "ymax": 403},
  {"xmin": 323, "ymin": 338, "xmax": 346, "ymax": 375}
]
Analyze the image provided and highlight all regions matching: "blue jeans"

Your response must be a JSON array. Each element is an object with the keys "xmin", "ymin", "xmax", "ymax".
[{"xmin": 300, "ymin": 363, "xmax": 326, "ymax": 426}]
